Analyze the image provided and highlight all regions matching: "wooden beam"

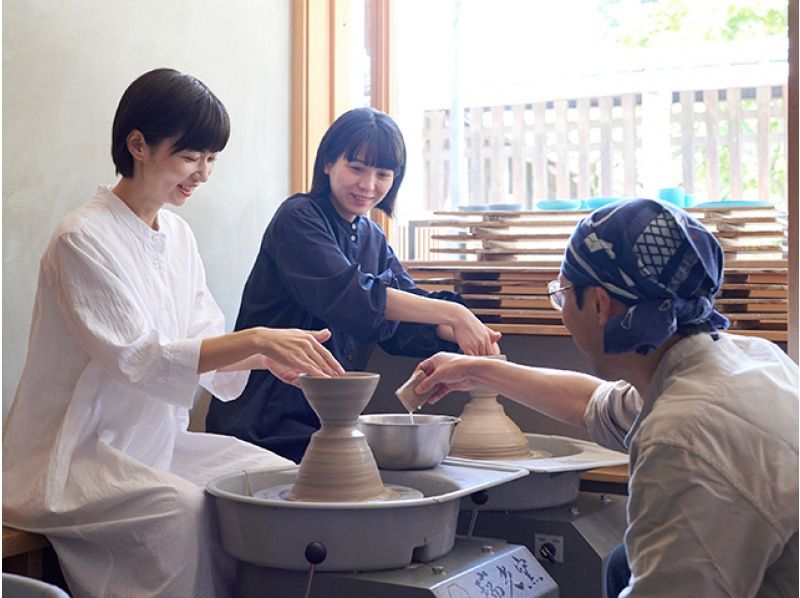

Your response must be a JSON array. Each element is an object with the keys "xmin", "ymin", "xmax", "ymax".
[
  {"xmin": 365, "ymin": 0, "xmax": 395, "ymax": 240},
  {"xmin": 788, "ymin": 0, "xmax": 799, "ymax": 362},
  {"xmin": 291, "ymin": 0, "xmax": 351, "ymax": 195}
]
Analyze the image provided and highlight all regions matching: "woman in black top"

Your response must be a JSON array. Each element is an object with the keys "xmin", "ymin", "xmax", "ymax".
[{"xmin": 206, "ymin": 107, "xmax": 500, "ymax": 462}]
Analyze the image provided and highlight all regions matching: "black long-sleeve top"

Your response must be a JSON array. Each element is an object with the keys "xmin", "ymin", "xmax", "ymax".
[{"xmin": 206, "ymin": 193, "xmax": 460, "ymax": 461}]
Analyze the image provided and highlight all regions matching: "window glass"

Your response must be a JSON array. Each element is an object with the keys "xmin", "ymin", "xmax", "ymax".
[
  {"xmin": 349, "ymin": 0, "xmax": 371, "ymax": 107},
  {"xmin": 390, "ymin": 0, "xmax": 789, "ymax": 228}
]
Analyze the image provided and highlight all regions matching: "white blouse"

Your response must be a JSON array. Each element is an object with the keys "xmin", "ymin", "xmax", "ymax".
[{"xmin": 3, "ymin": 187, "xmax": 289, "ymax": 596}]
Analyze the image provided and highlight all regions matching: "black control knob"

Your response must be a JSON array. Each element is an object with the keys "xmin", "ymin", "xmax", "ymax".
[
  {"xmin": 539, "ymin": 542, "xmax": 556, "ymax": 564},
  {"xmin": 305, "ymin": 541, "xmax": 327, "ymax": 565},
  {"xmin": 470, "ymin": 490, "xmax": 490, "ymax": 506}
]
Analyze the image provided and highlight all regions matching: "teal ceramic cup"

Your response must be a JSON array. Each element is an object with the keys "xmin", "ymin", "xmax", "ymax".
[{"xmin": 657, "ymin": 187, "xmax": 685, "ymax": 207}]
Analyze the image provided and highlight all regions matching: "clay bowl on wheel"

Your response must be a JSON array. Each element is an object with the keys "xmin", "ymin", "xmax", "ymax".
[{"xmin": 357, "ymin": 414, "xmax": 459, "ymax": 470}]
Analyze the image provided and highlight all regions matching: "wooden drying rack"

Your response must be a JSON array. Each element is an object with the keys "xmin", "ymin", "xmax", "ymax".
[{"xmin": 405, "ymin": 205, "xmax": 788, "ymax": 342}]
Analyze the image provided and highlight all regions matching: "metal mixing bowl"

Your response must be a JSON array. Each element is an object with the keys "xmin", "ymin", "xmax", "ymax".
[{"xmin": 357, "ymin": 414, "xmax": 459, "ymax": 470}]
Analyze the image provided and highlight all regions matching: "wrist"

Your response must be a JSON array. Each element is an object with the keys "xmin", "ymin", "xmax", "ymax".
[
  {"xmin": 250, "ymin": 327, "xmax": 271, "ymax": 355},
  {"xmin": 469, "ymin": 357, "xmax": 489, "ymax": 387},
  {"xmin": 472, "ymin": 356, "xmax": 502, "ymax": 388},
  {"xmin": 444, "ymin": 302, "xmax": 468, "ymax": 328}
]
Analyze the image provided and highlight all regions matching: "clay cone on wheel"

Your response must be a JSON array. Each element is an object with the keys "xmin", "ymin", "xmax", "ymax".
[
  {"xmin": 448, "ymin": 356, "xmax": 530, "ymax": 459},
  {"xmin": 288, "ymin": 372, "xmax": 388, "ymax": 502}
]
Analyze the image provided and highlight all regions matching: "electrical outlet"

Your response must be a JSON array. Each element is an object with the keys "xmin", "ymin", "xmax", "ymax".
[{"xmin": 534, "ymin": 533, "xmax": 564, "ymax": 564}]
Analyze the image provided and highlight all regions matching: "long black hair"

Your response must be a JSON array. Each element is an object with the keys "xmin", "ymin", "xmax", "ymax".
[{"xmin": 309, "ymin": 107, "xmax": 406, "ymax": 216}]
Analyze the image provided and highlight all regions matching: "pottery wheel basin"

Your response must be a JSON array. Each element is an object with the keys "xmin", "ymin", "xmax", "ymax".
[{"xmin": 206, "ymin": 461, "xmax": 526, "ymax": 572}]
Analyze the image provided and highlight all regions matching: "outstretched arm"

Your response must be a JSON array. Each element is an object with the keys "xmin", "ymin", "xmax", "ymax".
[
  {"xmin": 416, "ymin": 352, "xmax": 603, "ymax": 429},
  {"xmin": 385, "ymin": 288, "xmax": 501, "ymax": 356},
  {"xmin": 199, "ymin": 328, "xmax": 344, "ymax": 385}
]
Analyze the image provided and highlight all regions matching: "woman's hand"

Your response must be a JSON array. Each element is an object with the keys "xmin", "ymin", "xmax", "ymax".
[
  {"xmin": 450, "ymin": 304, "xmax": 502, "ymax": 356},
  {"xmin": 260, "ymin": 328, "xmax": 344, "ymax": 379},
  {"xmin": 415, "ymin": 352, "xmax": 485, "ymax": 404},
  {"xmin": 262, "ymin": 356, "xmax": 304, "ymax": 387}
]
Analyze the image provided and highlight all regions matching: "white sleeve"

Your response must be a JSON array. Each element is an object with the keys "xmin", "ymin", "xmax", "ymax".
[
  {"xmin": 183, "ymin": 235, "xmax": 249, "ymax": 401},
  {"xmin": 583, "ymin": 380, "xmax": 642, "ymax": 452},
  {"xmin": 45, "ymin": 232, "xmax": 200, "ymax": 408},
  {"xmin": 621, "ymin": 444, "xmax": 784, "ymax": 597}
]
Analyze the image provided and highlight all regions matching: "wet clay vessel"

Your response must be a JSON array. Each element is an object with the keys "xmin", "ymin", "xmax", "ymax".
[
  {"xmin": 288, "ymin": 372, "xmax": 389, "ymax": 502},
  {"xmin": 448, "ymin": 355, "xmax": 531, "ymax": 460}
]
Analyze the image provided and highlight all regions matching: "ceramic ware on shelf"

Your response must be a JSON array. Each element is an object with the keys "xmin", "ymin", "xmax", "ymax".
[
  {"xmin": 536, "ymin": 199, "xmax": 582, "ymax": 211},
  {"xmin": 585, "ymin": 197, "xmax": 620, "ymax": 209},
  {"xmin": 694, "ymin": 200, "xmax": 772, "ymax": 208},
  {"xmin": 657, "ymin": 187, "xmax": 686, "ymax": 207}
]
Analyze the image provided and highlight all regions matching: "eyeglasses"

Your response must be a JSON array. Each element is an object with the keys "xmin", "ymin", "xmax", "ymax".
[{"xmin": 546, "ymin": 280, "xmax": 573, "ymax": 311}]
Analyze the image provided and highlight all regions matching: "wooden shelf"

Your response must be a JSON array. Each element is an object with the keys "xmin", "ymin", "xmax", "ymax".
[{"xmin": 406, "ymin": 262, "xmax": 788, "ymax": 343}]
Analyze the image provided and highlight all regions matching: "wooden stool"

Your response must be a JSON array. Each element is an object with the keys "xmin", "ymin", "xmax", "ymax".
[{"xmin": 2, "ymin": 526, "xmax": 51, "ymax": 579}]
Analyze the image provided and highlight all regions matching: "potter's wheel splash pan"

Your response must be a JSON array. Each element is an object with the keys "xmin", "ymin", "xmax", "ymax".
[
  {"xmin": 206, "ymin": 461, "xmax": 526, "ymax": 572},
  {"xmin": 446, "ymin": 433, "xmax": 629, "ymax": 511}
]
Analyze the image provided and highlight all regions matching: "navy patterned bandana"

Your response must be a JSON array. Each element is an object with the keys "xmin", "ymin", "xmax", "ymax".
[{"xmin": 561, "ymin": 199, "xmax": 729, "ymax": 355}]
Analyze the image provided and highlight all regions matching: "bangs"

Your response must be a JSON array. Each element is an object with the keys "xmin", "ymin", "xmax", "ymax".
[
  {"xmin": 171, "ymin": 95, "xmax": 231, "ymax": 154},
  {"xmin": 343, "ymin": 127, "xmax": 404, "ymax": 173}
]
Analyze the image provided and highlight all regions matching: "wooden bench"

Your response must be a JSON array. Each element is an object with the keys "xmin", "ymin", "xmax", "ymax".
[{"xmin": 3, "ymin": 526, "xmax": 51, "ymax": 579}]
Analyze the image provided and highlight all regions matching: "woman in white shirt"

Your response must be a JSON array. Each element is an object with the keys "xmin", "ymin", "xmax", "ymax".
[{"xmin": 2, "ymin": 68, "xmax": 343, "ymax": 598}]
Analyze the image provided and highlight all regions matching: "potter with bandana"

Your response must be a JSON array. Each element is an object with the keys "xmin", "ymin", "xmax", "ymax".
[{"xmin": 414, "ymin": 199, "xmax": 798, "ymax": 597}]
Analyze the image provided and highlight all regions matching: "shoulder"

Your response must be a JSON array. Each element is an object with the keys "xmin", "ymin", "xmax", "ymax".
[
  {"xmin": 267, "ymin": 194, "xmax": 333, "ymax": 241},
  {"xmin": 46, "ymin": 188, "xmax": 118, "ymax": 256},
  {"xmin": 51, "ymin": 188, "xmax": 113, "ymax": 238},
  {"xmin": 634, "ymin": 334, "xmax": 797, "ymax": 480},
  {"xmin": 273, "ymin": 193, "xmax": 325, "ymax": 223}
]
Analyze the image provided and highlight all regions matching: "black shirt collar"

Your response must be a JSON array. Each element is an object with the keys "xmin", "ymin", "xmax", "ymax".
[{"xmin": 315, "ymin": 193, "xmax": 362, "ymax": 232}]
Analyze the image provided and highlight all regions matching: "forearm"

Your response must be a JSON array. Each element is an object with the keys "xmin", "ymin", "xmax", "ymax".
[
  {"xmin": 386, "ymin": 287, "xmax": 464, "ymax": 327},
  {"xmin": 198, "ymin": 328, "xmax": 266, "ymax": 374},
  {"xmin": 217, "ymin": 353, "xmax": 268, "ymax": 372},
  {"xmin": 471, "ymin": 359, "xmax": 603, "ymax": 428}
]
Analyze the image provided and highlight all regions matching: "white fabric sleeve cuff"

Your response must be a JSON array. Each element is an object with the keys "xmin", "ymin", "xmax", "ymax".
[
  {"xmin": 164, "ymin": 337, "xmax": 204, "ymax": 409},
  {"xmin": 199, "ymin": 370, "xmax": 249, "ymax": 401}
]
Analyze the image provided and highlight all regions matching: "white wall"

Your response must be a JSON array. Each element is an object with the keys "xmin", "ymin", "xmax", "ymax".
[{"xmin": 2, "ymin": 0, "xmax": 292, "ymax": 417}]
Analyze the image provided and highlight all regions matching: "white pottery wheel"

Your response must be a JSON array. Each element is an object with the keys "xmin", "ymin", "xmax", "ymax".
[
  {"xmin": 448, "ymin": 434, "xmax": 629, "ymax": 511},
  {"xmin": 207, "ymin": 462, "xmax": 527, "ymax": 571}
]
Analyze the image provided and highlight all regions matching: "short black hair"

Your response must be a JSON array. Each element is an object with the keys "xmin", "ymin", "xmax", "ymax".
[
  {"xmin": 309, "ymin": 107, "xmax": 406, "ymax": 217},
  {"xmin": 111, "ymin": 68, "xmax": 230, "ymax": 178},
  {"xmin": 574, "ymin": 285, "xmax": 586, "ymax": 309}
]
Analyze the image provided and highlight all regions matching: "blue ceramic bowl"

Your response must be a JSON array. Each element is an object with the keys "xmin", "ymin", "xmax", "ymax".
[
  {"xmin": 536, "ymin": 199, "xmax": 582, "ymax": 211},
  {"xmin": 694, "ymin": 200, "xmax": 772, "ymax": 208},
  {"xmin": 585, "ymin": 197, "xmax": 619, "ymax": 209}
]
